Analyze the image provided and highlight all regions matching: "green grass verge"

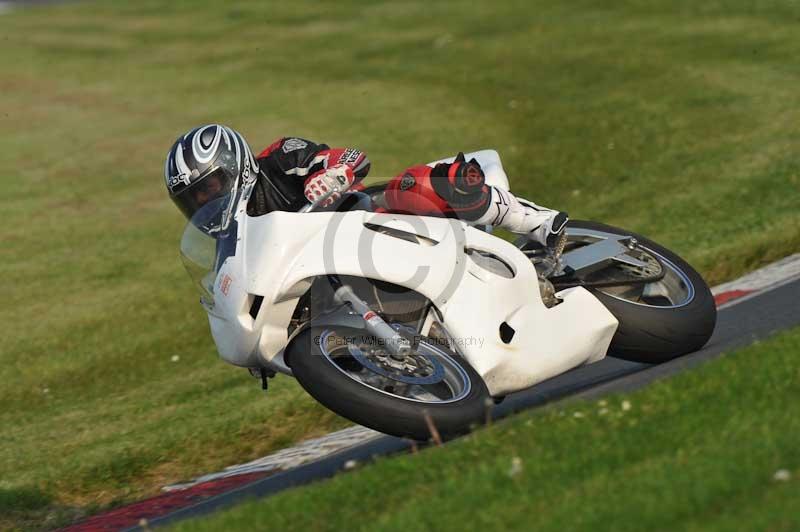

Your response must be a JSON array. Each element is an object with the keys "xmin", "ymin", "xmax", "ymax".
[
  {"xmin": 1, "ymin": 0, "xmax": 799, "ymax": 529},
  {"xmin": 173, "ymin": 326, "xmax": 800, "ymax": 532}
]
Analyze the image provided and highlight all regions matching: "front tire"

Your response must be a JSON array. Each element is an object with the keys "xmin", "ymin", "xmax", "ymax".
[{"xmin": 286, "ymin": 326, "xmax": 490, "ymax": 441}]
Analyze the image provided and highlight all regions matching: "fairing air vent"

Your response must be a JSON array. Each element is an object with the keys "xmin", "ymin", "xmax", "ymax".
[
  {"xmin": 363, "ymin": 223, "xmax": 439, "ymax": 246},
  {"xmin": 466, "ymin": 249, "xmax": 516, "ymax": 279},
  {"xmin": 249, "ymin": 295, "xmax": 264, "ymax": 320}
]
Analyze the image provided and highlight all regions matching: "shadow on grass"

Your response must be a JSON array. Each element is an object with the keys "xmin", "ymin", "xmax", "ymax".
[
  {"xmin": 0, "ymin": 486, "xmax": 53, "ymax": 513},
  {"xmin": 0, "ymin": 486, "xmax": 100, "ymax": 530}
]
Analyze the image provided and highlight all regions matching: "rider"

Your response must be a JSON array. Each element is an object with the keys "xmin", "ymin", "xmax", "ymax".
[{"xmin": 164, "ymin": 124, "xmax": 568, "ymax": 248}]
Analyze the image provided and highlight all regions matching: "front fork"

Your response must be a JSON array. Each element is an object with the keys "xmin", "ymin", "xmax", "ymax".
[{"xmin": 327, "ymin": 275, "xmax": 412, "ymax": 358}]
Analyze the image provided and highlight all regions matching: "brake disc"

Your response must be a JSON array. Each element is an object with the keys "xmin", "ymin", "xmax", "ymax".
[
  {"xmin": 348, "ymin": 344, "xmax": 445, "ymax": 385},
  {"xmin": 616, "ymin": 248, "xmax": 664, "ymax": 280}
]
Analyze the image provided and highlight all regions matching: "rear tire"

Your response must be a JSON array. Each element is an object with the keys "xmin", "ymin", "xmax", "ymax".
[
  {"xmin": 286, "ymin": 326, "xmax": 490, "ymax": 441},
  {"xmin": 568, "ymin": 221, "xmax": 716, "ymax": 363}
]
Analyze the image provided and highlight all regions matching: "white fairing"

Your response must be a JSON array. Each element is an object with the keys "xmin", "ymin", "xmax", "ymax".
[{"xmin": 207, "ymin": 205, "xmax": 618, "ymax": 396}]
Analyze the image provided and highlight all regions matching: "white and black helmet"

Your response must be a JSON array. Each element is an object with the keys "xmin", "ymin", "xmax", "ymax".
[{"xmin": 164, "ymin": 124, "xmax": 259, "ymax": 221}]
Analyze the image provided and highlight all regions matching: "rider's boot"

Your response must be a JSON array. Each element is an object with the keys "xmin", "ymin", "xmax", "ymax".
[{"xmin": 473, "ymin": 186, "xmax": 569, "ymax": 249}]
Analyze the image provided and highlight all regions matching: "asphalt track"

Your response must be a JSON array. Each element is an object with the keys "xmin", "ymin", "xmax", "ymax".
[{"xmin": 132, "ymin": 277, "xmax": 800, "ymax": 530}]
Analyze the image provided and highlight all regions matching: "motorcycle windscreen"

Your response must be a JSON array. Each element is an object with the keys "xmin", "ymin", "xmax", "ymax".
[{"xmin": 179, "ymin": 195, "xmax": 240, "ymax": 309}]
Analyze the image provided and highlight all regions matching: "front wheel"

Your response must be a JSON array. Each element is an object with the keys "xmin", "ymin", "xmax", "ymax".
[{"xmin": 286, "ymin": 325, "xmax": 490, "ymax": 441}]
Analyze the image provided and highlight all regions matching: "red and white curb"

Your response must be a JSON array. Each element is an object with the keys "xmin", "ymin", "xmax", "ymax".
[
  {"xmin": 162, "ymin": 425, "xmax": 382, "ymax": 491},
  {"xmin": 712, "ymin": 253, "xmax": 800, "ymax": 307},
  {"xmin": 61, "ymin": 252, "xmax": 800, "ymax": 531}
]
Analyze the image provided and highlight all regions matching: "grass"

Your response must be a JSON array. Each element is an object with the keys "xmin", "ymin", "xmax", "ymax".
[
  {"xmin": 173, "ymin": 326, "xmax": 800, "ymax": 532},
  {"xmin": 0, "ymin": 0, "xmax": 798, "ymax": 529}
]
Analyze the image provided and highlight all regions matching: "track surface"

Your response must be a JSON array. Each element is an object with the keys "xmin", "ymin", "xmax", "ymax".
[{"xmin": 121, "ymin": 276, "xmax": 800, "ymax": 530}]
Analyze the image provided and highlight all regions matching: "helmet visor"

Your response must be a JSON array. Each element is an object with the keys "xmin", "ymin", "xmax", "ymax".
[{"xmin": 172, "ymin": 167, "xmax": 235, "ymax": 220}]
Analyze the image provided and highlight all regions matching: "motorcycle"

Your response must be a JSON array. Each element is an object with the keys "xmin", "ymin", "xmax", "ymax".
[{"xmin": 179, "ymin": 151, "xmax": 717, "ymax": 440}]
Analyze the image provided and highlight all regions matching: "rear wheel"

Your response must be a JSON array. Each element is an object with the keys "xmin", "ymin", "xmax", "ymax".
[
  {"xmin": 521, "ymin": 221, "xmax": 716, "ymax": 363},
  {"xmin": 286, "ymin": 325, "xmax": 490, "ymax": 441}
]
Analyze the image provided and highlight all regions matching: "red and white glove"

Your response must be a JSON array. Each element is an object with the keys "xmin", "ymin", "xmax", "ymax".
[{"xmin": 304, "ymin": 164, "xmax": 356, "ymax": 207}]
